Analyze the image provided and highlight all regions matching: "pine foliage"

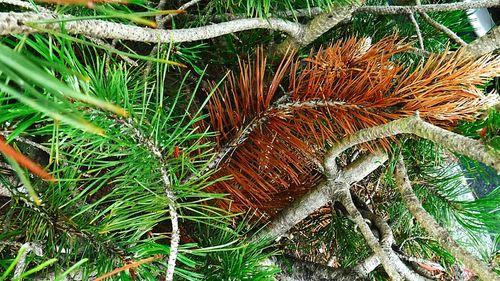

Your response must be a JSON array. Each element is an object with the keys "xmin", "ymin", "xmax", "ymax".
[{"xmin": 203, "ymin": 36, "xmax": 500, "ymax": 216}]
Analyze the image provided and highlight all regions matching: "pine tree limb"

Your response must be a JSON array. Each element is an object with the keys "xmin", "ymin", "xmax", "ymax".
[
  {"xmin": 357, "ymin": 0, "xmax": 500, "ymax": 15},
  {"xmin": 394, "ymin": 158, "xmax": 499, "ymax": 281},
  {"xmin": 418, "ymin": 12, "xmax": 467, "ymax": 47},
  {"xmin": 270, "ymin": 254, "xmax": 379, "ymax": 280},
  {"xmin": 0, "ymin": 12, "xmax": 305, "ymax": 43},
  {"xmin": 462, "ymin": 26, "xmax": 500, "ymax": 59},
  {"xmin": 336, "ymin": 182, "xmax": 406, "ymax": 280},
  {"xmin": 325, "ymin": 113, "xmax": 500, "ymax": 173},
  {"xmin": 276, "ymin": 3, "xmax": 363, "ymax": 54},
  {"xmin": 253, "ymin": 151, "xmax": 388, "ymax": 241}
]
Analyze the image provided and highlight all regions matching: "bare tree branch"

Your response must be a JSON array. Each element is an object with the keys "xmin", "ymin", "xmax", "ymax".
[
  {"xmin": 336, "ymin": 183, "xmax": 404, "ymax": 280},
  {"xmin": 394, "ymin": 158, "xmax": 499, "ymax": 281},
  {"xmin": 324, "ymin": 113, "xmax": 500, "ymax": 172},
  {"xmin": 462, "ymin": 26, "xmax": 500, "ymax": 59},
  {"xmin": 357, "ymin": 0, "xmax": 500, "ymax": 15},
  {"xmin": 253, "ymin": 151, "xmax": 388, "ymax": 242},
  {"xmin": 418, "ymin": 11, "xmax": 466, "ymax": 47},
  {"xmin": 270, "ymin": 254, "xmax": 379, "ymax": 281},
  {"xmin": 0, "ymin": 12, "xmax": 305, "ymax": 43},
  {"xmin": 276, "ymin": 3, "xmax": 362, "ymax": 54}
]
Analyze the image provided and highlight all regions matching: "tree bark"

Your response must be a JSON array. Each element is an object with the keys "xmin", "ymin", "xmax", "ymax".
[{"xmin": 395, "ymin": 158, "xmax": 499, "ymax": 281}]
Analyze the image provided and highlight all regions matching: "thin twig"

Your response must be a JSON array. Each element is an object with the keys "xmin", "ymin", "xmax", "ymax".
[
  {"xmin": 394, "ymin": 158, "xmax": 499, "ymax": 281},
  {"xmin": 117, "ymin": 118, "xmax": 179, "ymax": 281},
  {"xmin": 93, "ymin": 255, "xmax": 162, "ymax": 281},
  {"xmin": 418, "ymin": 11, "xmax": 466, "ymax": 47},
  {"xmin": 357, "ymin": 0, "xmax": 500, "ymax": 15},
  {"xmin": 157, "ymin": 0, "xmax": 203, "ymax": 28},
  {"xmin": 409, "ymin": 12, "xmax": 424, "ymax": 50}
]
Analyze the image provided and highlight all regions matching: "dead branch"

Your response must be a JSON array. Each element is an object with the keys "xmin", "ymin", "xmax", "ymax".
[{"xmin": 394, "ymin": 158, "xmax": 499, "ymax": 281}]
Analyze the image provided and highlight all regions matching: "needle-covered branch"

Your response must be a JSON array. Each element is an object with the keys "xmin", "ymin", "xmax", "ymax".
[
  {"xmin": 325, "ymin": 114, "xmax": 500, "ymax": 172},
  {"xmin": 394, "ymin": 158, "xmax": 499, "ymax": 281},
  {"xmin": 117, "ymin": 118, "xmax": 179, "ymax": 281}
]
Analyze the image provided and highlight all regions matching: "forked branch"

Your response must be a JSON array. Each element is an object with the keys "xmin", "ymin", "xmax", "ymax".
[{"xmin": 394, "ymin": 158, "xmax": 499, "ymax": 281}]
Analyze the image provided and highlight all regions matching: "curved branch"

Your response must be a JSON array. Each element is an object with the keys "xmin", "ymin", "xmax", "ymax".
[
  {"xmin": 336, "ymin": 183, "xmax": 403, "ymax": 280},
  {"xmin": 0, "ymin": 12, "xmax": 305, "ymax": 43},
  {"xmin": 394, "ymin": 158, "xmax": 499, "ymax": 281},
  {"xmin": 324, "ymin": 113, "xmax": 500, "ymax": 172}
]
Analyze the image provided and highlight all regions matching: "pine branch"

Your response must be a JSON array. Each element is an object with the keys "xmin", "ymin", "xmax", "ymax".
[
  {"xmin": 463, "ymin": 26, "xmax": 500, "ymax": 59},
  {"xmin": 271, "ymin": 254, "xmax": 379, "ymax": 280},
  {"xmin": 276, "ymin": 3, "xmax": 363, "ymax": 54},
  {"xmin": 253, "ymin": 151, "xmax": 388, "ymax": 241},
  {"xmin": 409, "ymin": 13, "xmax": 424, "ymax": 50},
  {"xmin": 357, "ymin": 0, "xmax": 500, "ymax": 15},
  {"xmin": 325, "ymin": 113, "xmax": 500, "ymax": 172},
  {"xmin": 0, "ymin": 12, "xmax": 305, "ymax": 43},
  {"xmin": 335, "ymin": 182, "xmax": 404, "ymax": 280},
  {"xmin": 394, "ymin": 158, "xmax": 499, "ymax": 281},
  {"xmin": 116, "ymin": 118, "xmax": 179, "ymax": 281}
]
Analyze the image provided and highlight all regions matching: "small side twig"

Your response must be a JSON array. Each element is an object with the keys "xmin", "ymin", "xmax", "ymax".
[
  {"xmin": 409, "ymin": 12, "xmax": 424, "ymax": 50},
  {"xmin": 418, "ymin": 12, "xmax": 466, "ymax": 47},
  {"xmin": 157, "ymin": 0, "xmax": 203, "ymax": 29}
]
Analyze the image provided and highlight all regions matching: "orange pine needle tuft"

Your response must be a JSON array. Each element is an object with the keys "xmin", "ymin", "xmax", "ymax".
[
  {"xmin": 0, "ymin": 135, "xmax": 55, "ymax": 182},
  {"xmin": 92, "ymin": 255, "xmax": 162, "ymax": 281}
]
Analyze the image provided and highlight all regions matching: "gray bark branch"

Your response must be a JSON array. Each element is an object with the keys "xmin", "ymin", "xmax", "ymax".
[
  {"xmin": 253, "ymin": 151, "xmax": 388, "ymax": 242},
  {"xmin": 0, "ymin": 12, "xmax": 305, "ymax": 43},
  {"xmin": 463, "ymin": 25, "xmax": 500, "ymax": 58},
  {"xmin": 357, "ymin": 0, "xmax": 500, "ymax": 15},
  {"xmin": 324, "ymin": 114, "xmax": 500, "ymax": 172},
  {"xmin": 394, "ymin": 158, "xmax": 499, "ymax": 281}
]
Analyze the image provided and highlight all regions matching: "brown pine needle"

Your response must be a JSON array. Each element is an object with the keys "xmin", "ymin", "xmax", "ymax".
[
  {"xmin": 0, "ymin": 135, "xmax": 55, "ymax": 182},
  {"xmin": 93, "ymin": 255, "xmax": 162, "ymax": 281}
]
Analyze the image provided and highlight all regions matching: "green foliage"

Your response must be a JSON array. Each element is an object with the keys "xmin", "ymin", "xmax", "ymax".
[{"xmin": 192, "ymin": 218, "xmax": 280, "ymax": 281}]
